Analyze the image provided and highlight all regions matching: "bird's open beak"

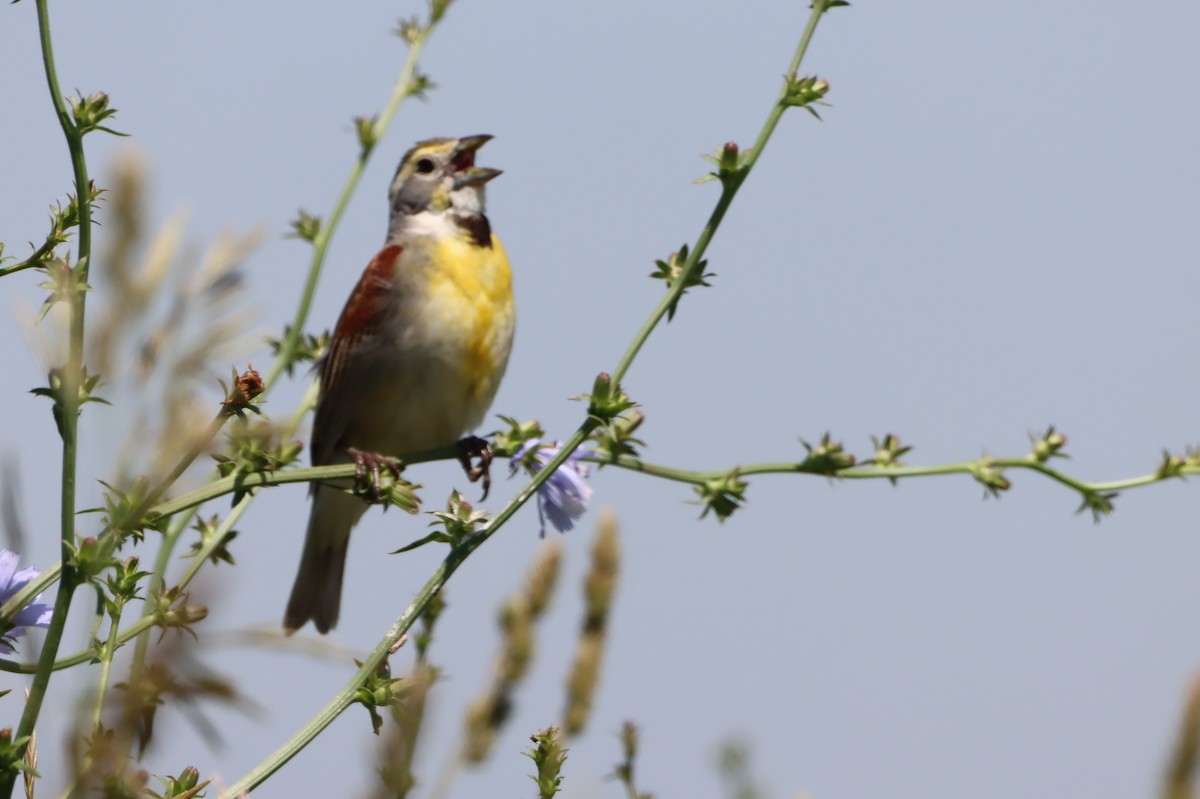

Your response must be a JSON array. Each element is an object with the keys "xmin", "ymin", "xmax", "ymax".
[{"xmin": 452, "ymin": 134, "xmax": 502, "ymax": 189}]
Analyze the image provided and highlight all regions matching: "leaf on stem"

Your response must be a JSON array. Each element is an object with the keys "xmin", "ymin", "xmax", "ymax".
[
  {"xmin": 695, "ymin": 471, "xmax": 749, "ymax": 521},
  {"xmin": 1075, "ymin": 489, "xmax": 1117, "ymax": 522},
  {"xmin": 649, "ymin": 244, "xmax": 714, "ymax": 320},
  {"xmin": 799, "ymin": 433, "xmax": 856, "ymax": 474}
]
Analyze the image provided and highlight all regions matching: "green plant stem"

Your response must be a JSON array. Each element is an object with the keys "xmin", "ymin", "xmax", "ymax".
[
  {"xmin": 263, "ymin": 23, "xmax": 437, "ymax": 393},
  {"xmin": 149, "ymin": 447, "xmax": 452, "ymax": 518},
  {"xmin": 126, "ymin": 513, "xmax": 188, "ymax": 689},
  {"xmin": 0, "ymin": 237, "xmax": 58, "ymax": 278},
  {"xmin": 0, "ymin": 616, "xmax": 155, "ymax": 675},
  {"xmin": 4, "ymin": 3, "xmax": 94, "ymax": 794},
  {"xmin": 610, "ymin": 0, "xmax": 830, "ymax": 386},
  {"xmin": 59, "ymin": 591, "xmax": 126, "ymax": 799},
  {"xmin": 90, "ymin": 600, "xmax": 123, "ymax": 731},
  {"xmin": 86, "ymin": 444, "xmax": 1200, "ymax": 539},
  {"xmin": 588, "ymin": 452, "xmax": 1191, "ymax": 504},
  {"xmin": 219, "ymin": 425, "xmax": 596, "ymax": 796},
  {"xmin": 175, "ymin": 493, "xmax": 252, "ymax": 589}
]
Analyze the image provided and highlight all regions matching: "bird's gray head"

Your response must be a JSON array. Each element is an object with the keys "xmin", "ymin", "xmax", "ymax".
[{"xmin": 388, "ymin": 134, "xmax": 501, "ymax": 219}]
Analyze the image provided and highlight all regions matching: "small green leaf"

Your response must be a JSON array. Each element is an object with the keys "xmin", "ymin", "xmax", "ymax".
[
  {"xmin": 968, "ymin": 459, "xmax": 1011, "ymax": 498},
  {"xmin": 695, "ymin": 471, "xmax": 749, "ymax": 521},
  {"xmin": 492, "ymin": 416, "xmax": 545, "ymax": 458},
  {"xmin": 581, "ymin": 373, "xmax": 637, "ymax": 424},
  {"xmin": 287, "ymin": 209, "xmax": 322, "ymax": 242},
  {"xmin": 799, "ymin": 433, "xmax": 856, "ymax": 474},
  {"xmin": 1076, "ymin": 490, "xmax": 1117, "ymax": 522},
  {"xmin": 649, "ymin": 244, "xmax": 715, "ymax": 320},
  {"xmin": 68, "ymin": 91, "xmax": 129, "ymax": 137},
  {"xmin": 390, "ymin": 531, "xmax": 455, "ymax": 554}
]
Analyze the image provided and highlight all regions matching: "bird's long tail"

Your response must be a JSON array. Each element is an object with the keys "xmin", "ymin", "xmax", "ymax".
[{"xmin": 284, "ymin": 486, "xmax": 366, "ymax": 634}]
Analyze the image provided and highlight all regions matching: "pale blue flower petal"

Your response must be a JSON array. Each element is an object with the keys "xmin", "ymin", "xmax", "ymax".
[
  {"xmin": 509, "ymin": 441, "xmax": 595, "ymax": 536},
  {"xmin": 0, "ymin": 550, "xmax": 18, "ymax": 593},
  {"xmin": 0, "ymin": 549, "xmax": 54, "ymax": 656}
]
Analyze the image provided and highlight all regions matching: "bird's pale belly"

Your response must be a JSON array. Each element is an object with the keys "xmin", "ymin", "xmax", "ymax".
[
  {"xmin": 340, "ymin": 309, "xmax": 510, "ymax": 459},
  {"xmin": 339, "ymin": 345, "xmax": 494, "ymax": 458}
]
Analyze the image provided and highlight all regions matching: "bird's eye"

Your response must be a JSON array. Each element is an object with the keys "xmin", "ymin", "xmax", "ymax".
[{"xmin": 415, "ymin": 158, "xmax": 436, "ymax": 174}]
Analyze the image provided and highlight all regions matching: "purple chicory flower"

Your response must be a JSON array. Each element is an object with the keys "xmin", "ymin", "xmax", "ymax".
[
  {"xmin": 0, "ymin": 549, "xmax": 54, "ymax": 656},
  {"xmin": 510, "ymin": 439, "xmax": 594, "ymax": 536}
]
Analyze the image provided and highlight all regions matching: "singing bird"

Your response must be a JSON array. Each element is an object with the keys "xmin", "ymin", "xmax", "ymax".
[{"xmin": 285, "ymin": 135, "xmax": 515, "ymax": 633}]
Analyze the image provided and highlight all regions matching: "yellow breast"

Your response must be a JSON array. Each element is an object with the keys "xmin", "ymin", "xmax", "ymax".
[{"xmin": 420, "ymin": 232, "xmax": 515, "ymax": 414}]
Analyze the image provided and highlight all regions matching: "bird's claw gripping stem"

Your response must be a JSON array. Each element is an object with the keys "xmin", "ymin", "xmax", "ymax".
[
  {"xmin": 347, "ymin": 447, "xmax": 402, "ymax": 501},
  {"xmin": 456, "ymin": 435, "xmax": 493, "ymax": 500}
]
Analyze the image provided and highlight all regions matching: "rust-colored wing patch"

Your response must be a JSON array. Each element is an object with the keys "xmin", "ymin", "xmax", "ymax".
[
  {"xmin": 311, "ymin": 245, "xmax": 402, "ymax": 465},
  {"xmin": 334, "ymin": 245, "xmax": 402, "ymax": 338}
]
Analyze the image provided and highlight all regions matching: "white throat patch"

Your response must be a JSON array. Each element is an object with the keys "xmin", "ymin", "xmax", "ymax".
[{"xmin": 449, "ymin": 184, "xmax": 486, "ymax": 215}]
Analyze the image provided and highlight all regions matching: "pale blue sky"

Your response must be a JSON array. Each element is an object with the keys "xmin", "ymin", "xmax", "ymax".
[{"xmin": 3, "ymin": 1, "xmax": 1200, "ymax": 797}]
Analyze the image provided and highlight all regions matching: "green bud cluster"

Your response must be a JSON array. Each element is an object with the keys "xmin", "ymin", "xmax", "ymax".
[
  {"xmin": 585, "ymin": 373, "xmax": 637, "ymax": 425},
  {"xmin": 696, "ymin": 471, "xmax": 749, "ymax": 521},
  {"xmin": 650, "ymin": 244, "xmax": 714, "ymax": 320},
  {"xmin": 355, "ymin": 660, "xmax": 408, "ymax": 736},
  {"xmin": 287, "ymin": 209, "xmax": 322, "ymax": 243},
  {"xmin": 68, "ymin": 91, "xmax": 127, "ymax": 137}
]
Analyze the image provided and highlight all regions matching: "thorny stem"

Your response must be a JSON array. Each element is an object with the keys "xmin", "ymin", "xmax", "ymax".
[
  {"xmin": 263, "ymin": 23, "xmax": 437, "ymax": 392},
  {"xmin": 126, "ymin": 516, "xmax": 188, "ymax": 690},
  {"xmin": 150, "ymin": 448, "xmax": 448, "ymax": 518},
  {"xmin": 175, "ymin": 493, "xmax": 253, "ymax": 590},
  {"xmin": 0, "ymin": 617, "xmax": 155, "ymax": 676},
  {"xmin": 90, "ymin": 597, "xmax": 123, "ymax": 731},
  {"xmin": 4, "ymin": 1, "xmax": 95, "ymax": 793},
  {"xmin": 142, "ymin": 447, "xmax": 1199, "ymax": 531},
  {"xmin": 0, "ymin": 237, "xmax": 58, "ymax": 278},
  {"xmin": 610, "ymin": 0, "xmax": 831, "ymax": 386},
  {"xmin": 58, "ymin": 589, "xmax": 128, "ymax": 799},
  {"xmin": 587, "ymin": 453, "xmax": 1191, "ymax": 508}
]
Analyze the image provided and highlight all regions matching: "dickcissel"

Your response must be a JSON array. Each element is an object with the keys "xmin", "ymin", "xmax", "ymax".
[{"xmin": 284, "ymin": 134, "xmax": 515, "ymax": 634}]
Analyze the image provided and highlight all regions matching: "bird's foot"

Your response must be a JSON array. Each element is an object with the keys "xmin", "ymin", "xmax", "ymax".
[
  {"xmin": 456, "ymin": 435, "xmax": 493, "ymax": 500},
  {"xmin": 347, "ymin": 447, "xmax": 402, "ymax": 501}
]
